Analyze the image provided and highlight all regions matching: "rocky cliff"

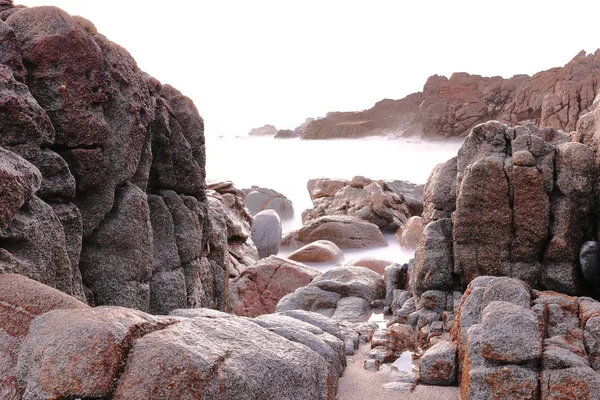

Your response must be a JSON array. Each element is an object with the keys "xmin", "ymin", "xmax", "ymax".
[
  {"xmin": 0, "ymin": 4, "xmax": 233, "ymax": 314},
  {"xmin": 302, "ymin": 50, "xmax": 600, "ymax": 139}
]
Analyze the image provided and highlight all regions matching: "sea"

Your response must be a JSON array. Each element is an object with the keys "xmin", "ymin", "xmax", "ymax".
[{"xmin": 205, "ymin": 136, "xmax": 464, "ymax": 268}]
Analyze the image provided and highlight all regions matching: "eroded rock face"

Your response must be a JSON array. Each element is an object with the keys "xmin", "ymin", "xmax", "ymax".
[
  {"xmin": 0, "ymin": 4, "xmax": 228, "ymax": 315},
  {"xmin": 301, "ymin": 50, "xmax": 600, "ymax": 139},
  {"xmin": 416, "ymin": 120, "xmax": 594, "ymax": 294}
]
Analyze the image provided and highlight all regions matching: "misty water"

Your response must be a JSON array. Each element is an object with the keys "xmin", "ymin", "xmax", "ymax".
[{"xmin": 206, "ymin": 136, "xmax": 463, "ymax": 267}]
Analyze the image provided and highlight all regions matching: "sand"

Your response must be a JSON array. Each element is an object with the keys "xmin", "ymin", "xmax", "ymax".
[{"xmin": 337, "ymin": 342, "xmax": 461, "ymax": 400}]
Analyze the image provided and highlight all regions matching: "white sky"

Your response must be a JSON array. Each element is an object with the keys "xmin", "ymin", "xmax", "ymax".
[{"xmin": 17, "ymin": 1, "xmax": 600, "ymax": 136}]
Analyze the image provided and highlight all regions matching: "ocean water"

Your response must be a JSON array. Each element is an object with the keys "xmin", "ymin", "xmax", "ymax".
[{"xmin": 205, "ymin": 136, "xmax": 463, "ymax": 266}]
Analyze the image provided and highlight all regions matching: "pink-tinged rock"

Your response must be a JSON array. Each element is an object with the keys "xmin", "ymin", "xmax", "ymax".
[
  {"xmin": 0, "ymin": 147, "xmax": 41, "ymax": 229},
  {"xmin": 345, "ymin": 257, "xmax": 392, "ymax": 275},
  {"xmin": 229, "ymin": 255, "xmax": 320, "ymax": 317},
  {"xmin": 112, "ymin": 314, "xmax": 335, "ymax": 400},
  {"xmin": 292, "ymin": 215, "xmax": 387, "ymax": 249},
  {"xmin": 288, "ymin": 240, "xmax": 344, "ymax": 263},
  {"xmin": 397, "ymin": 216, "xmax": 424, "ymax": 250},
  {"xmin": 17, "ymin": 306, "xmax": 175, "ymax": 400},
  {"xmin": 0, "ymin": 274, "xmax": 88, "ymax": 400}
]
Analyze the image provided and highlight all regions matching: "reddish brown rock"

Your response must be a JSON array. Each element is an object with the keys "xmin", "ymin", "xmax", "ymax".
[
  {"xmin": 288, "ymin": 240, "xmax": 344, "ymax": 264},
  {"xmin": 229, "ymin": 256, "xmax": 320, "ymax": 317},
  {"xmin": 17, "ymin": 306, "xmax": 174, "ymax": 400},
  {"xmin": 0, "ymin": 274, "xmax": 88, "ymax": 400}
]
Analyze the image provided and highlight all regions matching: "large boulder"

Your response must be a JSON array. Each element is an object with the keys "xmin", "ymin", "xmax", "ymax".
[
  {"xmin": 0, "ymin": 274, "xmax": 88, "ymax": 400},
  {"xmin": 284, "ymin": 215, "xmax": 387, "ymax": 250},
  {"xmin": 229, "ymin": 256, "xmax": 320, "ymax": 317},
  {"xmin": 288, "ymin": 240, "xmax": 344, "ymax": 264},
  {"xmin": 310, "ymin": 266, "xmax": 385, "ymax": 303},
  {"xmin": 397, "ymin": 216, "xmax": 424, "ymax": 250}
]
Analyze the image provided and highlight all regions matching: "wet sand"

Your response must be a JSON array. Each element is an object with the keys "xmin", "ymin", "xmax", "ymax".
[{"xmin": 337, "ymin": 342, "xmax": 460, "ymax": 400}]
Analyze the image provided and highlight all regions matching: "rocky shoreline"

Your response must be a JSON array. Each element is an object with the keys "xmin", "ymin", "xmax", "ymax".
[{"xmin": 3, "ymin": 2, "xmax": 600, "ymax": 399}]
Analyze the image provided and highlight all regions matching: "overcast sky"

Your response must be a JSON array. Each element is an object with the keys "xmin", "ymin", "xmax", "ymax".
[{"xmin": 18, "ymin": 1, "xmax": 600, "ymax": 136}]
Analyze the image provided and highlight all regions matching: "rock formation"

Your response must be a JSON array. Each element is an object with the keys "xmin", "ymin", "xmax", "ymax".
[
  {"xmin": 0, "ymin": 4, "xmax": 229, "ymax": 315},
  {"xmin": 415, "ymin": 120, "xmax": 597, "ymax": 295},
  {"xmin": 300, "ymin": 50, "xmax": 600, "ymax": 139}
]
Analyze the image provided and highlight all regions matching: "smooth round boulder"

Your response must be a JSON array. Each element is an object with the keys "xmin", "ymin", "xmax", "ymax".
[
  {"xmin": 288, "ymin": 240, "xmax": 344, "ymax": 263},
  {"xmin": 251, "ymin": 209, "xmax": 282, "ymax": 259},
  {"xmin": 310, "ymin": 266, "xmax": 385, "ymax": 303},
  {"xmin": 345, "ymin": 257, "xmax": 392, "ymax": 275}
]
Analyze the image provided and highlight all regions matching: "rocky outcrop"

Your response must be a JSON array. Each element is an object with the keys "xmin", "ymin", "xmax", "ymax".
[
  {"xmin": 0, "ymin": 5, "xmax": 230, "ymax": 315},
  {"xmin": 452, "ymin": 277, "xmax": 600, "ymax": 400},
  {"xmin": 251, "ymin": 209, "xmax": 282, "ymax": 259},
  {"xmin": 301, "ymin": 50, "xmax": 600, "ymax": 139},
  {"xmin": 415, "ymin": 120, "xmax": 595, "ymax": 295},
  {"xmin": 303, "ymin": 176, "xmax": 418, "ymax": 232}
]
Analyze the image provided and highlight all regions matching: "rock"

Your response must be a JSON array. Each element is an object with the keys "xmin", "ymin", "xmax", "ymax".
[
  {"xmin": 481, "ymin": 277, "xmax": 531, "ymax": 311},
  {"xmin": 251, "ymin": 209, "xmax": 282, "ymax": 259},
  {"xmin": 422, "ymin": 157, "xmax": 457, "ymax": 224},
  {"xmin": 0, "ymin": 274, "xmax": 88, "ymax": 400},
  {"xmin": 397, "ymin": 216, "xmax": 424, "ymax": 250},
  {"xmin": 346, "ymin": 257, "xmax": 392, "ymax": 275},
  {"xmin": 251, "ymin": 314, "xmax": 345, "ymax": 382},
  {"xmin": 277, "ymin": 310, "xmax": 344, "ymax": 341},
  {"xmin": 0, "ymin": 195, "xmax": 85, "ymax": 300},
  {"xmin": 419, "ymin": 340, "xmax": 458, "ymax": 386},
  {"xmin": 371, "ymin": 323, "xmax": 417, "ymax": 353},
  {"xmin": 364, "ymin": 359, "xmax": 380, "ymax": 371},
  {"xmin": 276, "ymin": 286, "xmax": 341, "ymax": 314},
  {"xmin": 303, "ymin": 177, "xmax": 413, "ymax": 232},
  {"xmin": 112, "ymin": 313, "xmax": 337, "ymax": 399},
  {"xmin": 274, "ymin": 129, "xmax": 298, "ymax": 139},
  {"xmin": 466, "ymin": 364, "xmax": 539, "ymax": 400},
  {"xmin": 331, "ymin": 296, "xmax": 371, "ymax": 321},
  {"xmin": 581, "ymin": 241, "xmax": 600, "ymax": 292},
  {"xmin": 585, "ymin": 316, "xmax": 600, "ymax": 371},
  {"xmin": 0, "ymin": 147, "xmax": 41, "ymax": 229},
  {"xmin": 287, "ymin": 215, "xmax": 387, "ymax": 249},
  {"xmin": 288, "ymin": 240, "xmax": 344, "ymax": 263},
  {"xmin": 307, "ymin": 178, "xmax": 348, "ymax": 200},
  {"xmin": 369, "ymin": 346, "xmax": 395, "ymax": 362},
  {"xmin": 383, "ymin": 180, "xmax": 425, "ymax": 217},
  {"xmin": 540, "ymin": 367, "xmax": 600, "ymax": 400},
  {"xmin": 244, "ymin": 186, "xmax": 294, "ymax": 220},
  {"xmin": 79, "ymin": 183, "xmax": 154, "ymax": 311},
  {"xmin": 310, "ymin": 266, "xmax": 385, "ymax": 303},
  {"xmin": 248, "ymin": 124, "xmax": 277, "ymax": 136},
  {"xmin": 229, "ymin": 255, "xmax": 320, "ymax": 317},
  {"xmin": 17, "ymin": 306, "xmax": 174, "ymax": 400},
  {"xmin": 412, "ymin": 218, "xmax": 454, "ymax": 296},
  {"xmin": 479, "ymin": 301, "xmax": 542, "ymax": 363},
  {"xmin": 384, "ymin": 263, "xmax": 406, "ymax": 310}
]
